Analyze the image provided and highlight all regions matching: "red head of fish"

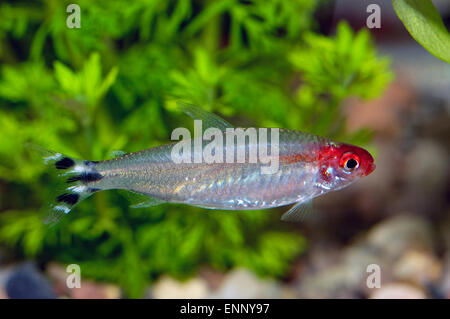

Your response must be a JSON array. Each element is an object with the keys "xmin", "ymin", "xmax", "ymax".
[{"xmin": 316, "ymin": 143, "xmax": 375, "ymax": 189}]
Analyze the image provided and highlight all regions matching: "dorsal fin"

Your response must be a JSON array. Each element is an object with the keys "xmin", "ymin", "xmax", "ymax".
[
  {"xmin": 108, "ymin": 150, "xmax": 127, "ymax": 158},
  {"xmin": 177, "ymin": 101, "xmax": 234, "ymax": 131}
]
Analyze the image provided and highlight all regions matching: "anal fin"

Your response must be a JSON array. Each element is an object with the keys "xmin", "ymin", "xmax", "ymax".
[
  {"xmin": 281, "ymin": 200, "xmax": 314, "ymax": 223},
  {"xmin": 130, "ymin": 197, "xmax": 166, "ymax": 209},
  {"xmin": 117, "ymin": 190, "xmax": 166, "ymax": 209}
]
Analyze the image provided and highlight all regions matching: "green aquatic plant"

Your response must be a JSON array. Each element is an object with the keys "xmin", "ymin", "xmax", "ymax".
[
  {"xmin": 393, "ymin": 0, "xmax": 450, "ymax": 63},
  {"xmin": 0, "ymin": 0, "xmax": 392, "ymax": 297}
]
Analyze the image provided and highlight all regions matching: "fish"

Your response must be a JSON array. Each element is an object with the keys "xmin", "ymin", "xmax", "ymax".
[{"xmin": 39, "ymin": 102, "xmax": 375, "ymax": 225}]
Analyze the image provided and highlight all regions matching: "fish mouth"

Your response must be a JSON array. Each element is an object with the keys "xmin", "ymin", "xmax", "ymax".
[{"xmin": 365, "ymin": 163, "xmax": 376, "ymax": 175}]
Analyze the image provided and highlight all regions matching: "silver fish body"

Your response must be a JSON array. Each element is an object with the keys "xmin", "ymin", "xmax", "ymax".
[{"xmin": 90, "ymin": 130, "xmax": 330, "ymax": 210}]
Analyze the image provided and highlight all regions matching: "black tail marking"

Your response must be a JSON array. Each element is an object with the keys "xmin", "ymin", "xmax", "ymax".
[
  {"xmin": 66, "ymin": 176, "xmax": 80, "ymax": 183},
  {"xmin": 83, "ymin": 172, "xmax": 103, "ymax": 182},
  {"xmin": 57, "ymin": 193, "xmax": 80, "ymax": 205},
  {"xmin": 66, "ymin": 172, "xmax": 103, "ymax": 183},
  {"xmin": 55, "ymin": 157, "xmax": 75, "ymax": 169}
]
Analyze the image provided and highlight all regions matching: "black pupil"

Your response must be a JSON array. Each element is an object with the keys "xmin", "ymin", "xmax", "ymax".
[{"xmin": 346, "ymin": 158, "xmax": 358, "ymax": 169}]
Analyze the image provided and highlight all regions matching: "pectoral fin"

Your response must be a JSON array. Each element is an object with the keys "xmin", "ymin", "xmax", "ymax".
[
  {"xmin": 281, "ymin": 200, "xmax": 314, "ymax": 223},
  {"xmin": 177, "ymin": 101, "xmax": 234, "ymax": 131}
]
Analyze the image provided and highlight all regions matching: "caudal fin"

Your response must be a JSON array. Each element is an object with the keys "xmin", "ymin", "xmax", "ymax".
[{"xmin": 35, "ymin": 147, "xmax": 103, "ymax": 225}]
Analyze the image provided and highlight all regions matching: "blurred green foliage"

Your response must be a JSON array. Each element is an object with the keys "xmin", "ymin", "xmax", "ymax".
[{"xmin": 0, "ymin": 0, "xmax": 392, "ymax": 297}]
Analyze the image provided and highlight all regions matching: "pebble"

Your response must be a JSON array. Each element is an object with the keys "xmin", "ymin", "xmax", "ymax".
[
  {"xmin": 370, "ymin": 283, "xmax": 427, "ymax": 299},
  {"xmin": 70, "ymin": 281, "xmax": 121, "ymax": 299},
  {"xmin": 365, "ymin": 215, "xmax": 434, "ymax": 262},
  {"xmin": 198, "ymin": 267, "xmax": 226, "ymax": 291},
  {"xmin": 151, "ymin": 276, "xmax": 209, "ymax": 299},
  {"xmin": 46, "ymin": 262, "xmax": 121, "ymax": 299},
  {"xmin": 293, "ymin": 214, "xmax": 437, "ymax": 298},
  {"xmin": 0, "ymin": 287, "xmax": 7, "ymax": 299},
  {"xmin": 393, "ymin": 250, "xmax": 441, "ymax": 285},
  {"xmin": 209, "ymin": 269, "xmax": 281, "ymax": 299},
  {"xmin": 5, "ymin": 262, "xmax": 56, "ymax": 299},
  {"xmin": 46, "ymin": 262, "xmax": 70, "ymax": 297},
  {"xmin": 439, "ymin": 253, "xmax": 450, "ymax": 298}
]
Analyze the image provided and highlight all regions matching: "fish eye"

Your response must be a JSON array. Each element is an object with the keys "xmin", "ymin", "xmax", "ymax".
[
  {"xmin": 339, "ymin": 152, "xmax": 360, "ymax": 172},
  {"xmin": 345, "ymin": 158, "xmax": 358, "ymax": 169}
]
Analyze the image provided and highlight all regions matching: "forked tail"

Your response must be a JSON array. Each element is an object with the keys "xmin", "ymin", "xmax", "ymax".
[{"xmin": 37, "ymin": 148, "xmax": 104, "ymax": 225}]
